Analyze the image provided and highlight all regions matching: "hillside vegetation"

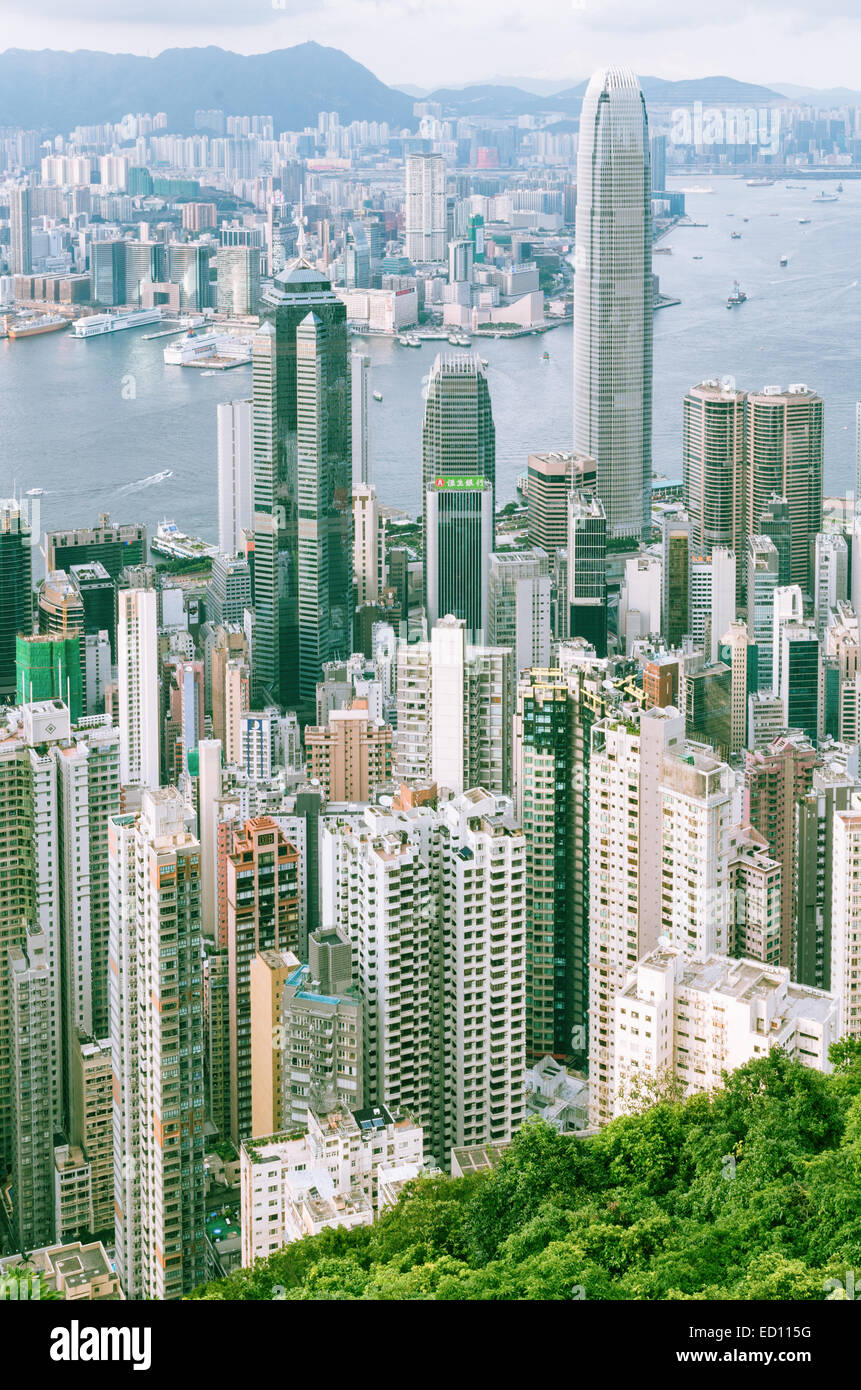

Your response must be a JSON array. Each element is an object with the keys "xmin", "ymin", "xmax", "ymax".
[{"xmin": 189, "ymin": 1045, "xmax": 861, "ymax": 1301}]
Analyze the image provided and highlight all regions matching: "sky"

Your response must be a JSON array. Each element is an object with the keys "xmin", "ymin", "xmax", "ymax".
[{"xmin": 2, "ymin": 0, "xmax": 861, "ymax": 91}]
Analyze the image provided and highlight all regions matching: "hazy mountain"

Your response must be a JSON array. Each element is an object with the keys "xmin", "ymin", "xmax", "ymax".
[
  {"xmin": 425, "ymin": 74, "xmax": 789, "ymax": 118},
  {"xmin": 0, "ymin": 43, "xmax": 416, "ymax": 133},
  {"xmin": 772, "ymin": 82, "xmax": 861, "ymax": 105}
]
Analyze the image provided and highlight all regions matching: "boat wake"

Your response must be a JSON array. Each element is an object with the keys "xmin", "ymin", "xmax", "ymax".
[{"xmin": 119, "ymin": 469, "xmax": 173, "ymax": 492}]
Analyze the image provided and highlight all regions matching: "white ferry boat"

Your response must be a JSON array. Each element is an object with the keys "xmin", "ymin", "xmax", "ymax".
[
  {"xmin": 151, "ymin": 519, "xmax": 218, "ymax": 562},
  {"xmin": 73, "ymin": 308, "xmax": 162, "ymax": 337}
]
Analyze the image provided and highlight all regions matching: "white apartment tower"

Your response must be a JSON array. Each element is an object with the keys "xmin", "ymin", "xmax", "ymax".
[
  {"xmin": 118, "ymin": 576, "xmax": 160, "ymax": 790},
  {"xmin": 405, "ymin": 153, "xmax": 446, "ymax": 263},
  {"xmin": 109, "ymin": 788, "xmax": 206, "ymax": 1300}
]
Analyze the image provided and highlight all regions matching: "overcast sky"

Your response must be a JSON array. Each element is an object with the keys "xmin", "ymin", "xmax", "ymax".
[{"xmin": 2, "ymin": 0, "xmax": 859, "ymax": 91}]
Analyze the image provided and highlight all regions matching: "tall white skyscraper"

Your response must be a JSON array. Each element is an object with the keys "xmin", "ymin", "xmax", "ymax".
[
  {"xmin": 118, "ymin": 574, "xmax": 160, "ymax": 790},
  {"xmin": 217, "ymin": 399, "xmax": 253, "ymax": 557},
  {"xmin": 405, "ymin": 153, "xmax": 446, "ymax": 263},
  {"xmin": 351, "ymin": 351, "xmax": 371, "ymax": 486},
  {"xmin": 573, "ymin": 67, "xmax": 652, "ymax": 542}
]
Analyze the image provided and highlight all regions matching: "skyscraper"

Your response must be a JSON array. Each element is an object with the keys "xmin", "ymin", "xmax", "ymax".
[
  {"xmin": 683, "ymin": 380, "xmax": 746, "ymax": 572},
  {"xmin": 351, "ymin": 351, "xmax": 371, "ymax": 487},
  {"xmin": 216, "ymin": 245, "xmax": 260, "ymax": 315},
  {"xmin": 0, "ymin": 500, "xmax": 33, "ymax": 700},
  {"xmin": 9, "ymin": 185, "xmax": 32, "ymax": 276},
  {"xmin": 252, "ymin": 260, "xmax": 351, "ymax": 710},
  {"xmin": 117, "ymin": 571, "xmax": 159, "ymax": 790},
  {"xmin": 425, "ymin": 477, "xmax": 493, "ymax": 638},
  {"xmin": 217, "ymin": 399, "xmax": 253, "ymax": 557},
  {"xmin": 573, "ymin": 67, "xmax": 652, "ymax": 542},
  {"xmin": 405, "ymin": 153, "xmax": 446, "ymax": 263},
  {"xmin": 745, "ymin": 385, "xmax": 823, "ymax": 592},
  {"xmin": 421, "ymin": 353, "xmax": 495, "ymax": 623},
  {"xmin": 568, "ymin": 492, "xmax": 607, "ymax": 656}
]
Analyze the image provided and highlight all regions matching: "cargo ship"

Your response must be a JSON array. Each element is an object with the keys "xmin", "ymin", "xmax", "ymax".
[
  {"xmin": 150, "ymin": 519, "xmax": 218, "ymax": 563},
  {"xmin": 7, "ymin": 313, "xmax": 70, "ymax": 338},
  {"xmin": 73, "ymin": 307, "xmax": 162, "ymax": 337}
]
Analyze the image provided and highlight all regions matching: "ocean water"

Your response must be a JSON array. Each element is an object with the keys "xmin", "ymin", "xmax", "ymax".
[{"xmin": 1, "ymin": 175, "xmax": 858, "ymax": 555}]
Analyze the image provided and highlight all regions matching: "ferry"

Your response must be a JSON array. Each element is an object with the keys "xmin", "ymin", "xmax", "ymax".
[
  {"xmin": 8, "ymin": 313, "xmax": 69, "ymax": 339},
  {"xmin": 151, "ymin": 519, "xmax": 218, "ymax": 563},
  {"xmin": 746, "ymin": 177, "xmax": 775, "ymax": 187},
  {"xmin": 678, "ymin": 185, "xmax": 714, "ymax": 194},
  {"xmin": 373, "ymin": 390, "xmax": 383, "ymax": 402},
  {"xmin": 730, "ymin": 231, "xmax": 742, "ymax": 239},
  {"xmin": 542, "ymin": 351, "xmax": 550, "ymax": 361},
  {"xmin": 73, "ymin": 307, "xmax": 162, "ymax": 337},
  {"xmin": 798, "ymin": 217, "xmax": 812, "ymax": 224},
  {"xmin": 653, "ymin": 244, "xmax": 672, "ymax": 254},
  {"xmin": 779, "ymin": 254, "xmax": 788, "ymax": 267},
  {"xmin": 727, "ymin": 281, "xmax": 747, "ymax": 308},
  {"xmin": 813, "ymin": 191, "xmax": 838, "ymax": 202}
]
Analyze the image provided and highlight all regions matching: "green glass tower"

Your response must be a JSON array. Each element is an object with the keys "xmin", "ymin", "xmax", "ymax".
[
  {"xmin": 0, "ymin": 501, "xmax": 32, "ymax": 701},
  {"xmin": 251, "ymin": 260, "xmax": 351, "ymax": 712}
]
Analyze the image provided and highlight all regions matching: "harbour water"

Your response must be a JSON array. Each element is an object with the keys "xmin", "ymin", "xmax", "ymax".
[{"xmin": 1, "ymin": 176, "xmax": 858, "ymax": 550}]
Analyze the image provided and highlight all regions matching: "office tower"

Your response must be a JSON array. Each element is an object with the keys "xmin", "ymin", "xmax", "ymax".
[
  {"xmin": 780, "ymin": 623, "xmax": 820, "ymax": 746},
  {"xmin": 351, "ymin": 351, "xmax": 372, "ymax": 487},
  {"xmin": 16, "ymin": 632, "xmax": 83, "ymax": 721},
  {"xmin": 760, "ymin": 494, "xmax": 792, "ymax": 587},
  {"xmin": 305, "ymin": 700, "xmax": 393, "ymax": 802},
  {"xmin": 709, "ymin": 546, "xmax": 736, "ymax": 664},
  {"xmin": 38, "ymin": 569, "xmax": 84, "ymax": 636},
  {"xmin": 216, "ymin": 245, "xmax": 260, "ymax": 315},
  {"xmin": 123, "ymin": 240, "xmax": 165, "ymax": 304},
  {"xmin": 588, "ymin": 708, "xmax": 685, "ymax": 1126},
  {"xmin": 513, "ymin": 668, "xmax": 597, "ymax": 1062},
  {"xmin": 118, "ymin": 573, "xmax": 159, "ymax": 790},
  {"xmin": 797, "ymin": 761, "xmax": 861, "ymax": 991},
  {"xmin": 526, "ymin": 451, "xmax": 596, "ymax": 554},
  {"xmin": 618, "ymin": 553, "xmax": 662, "ymax": 653},
  {"xmin": 396, "ymin": 616, "xmax": 513, "ymax": 797},
  {"xmin": 353, "ymin": 482, "xmax": 386, "ymax": 607},
  {"xmin": 772, "ymin": 584, "xmax": 804, "ymax": 697},
  {"xmin": 345, "ymin": 223, "xmax": 371, "ymax": 288},
  {"xmin": 831, "ymin": 794, "xmax": 861, "ymax": 1040},
  {"xmin": 748, "ymin": 691, "xmax": 786, "ymax": 750},
  {"xmin": 660, "ymin": 512, "xmax": 691, "ymax": 646},
  {"xmin": 825, "ymin": 602, "xmax": 860, "ymax": 743},
  {"xmin": 405, "ymin": 152, "xmax": 446, "ymax": 262},
  {"xmin": 162, "ymin": 658, "xmax": 204, "ymax": 784},
  {"xmin": 649, "ymin": 133, "xmax": 667, "ymax": 193},
  {"xmin": 45, "ymin": 514, "xmax": 146, "ymax": 582},
  {"xmin": 567, "ymin": 492, "xmax": 607, "ymax": 657},
  {"xmin": 207, "ymin": 552, "xmax": 252, "ymax": 627},
  {"xmin": 166, "ymin": 242, "xmax": 211, "ymax": 310},
  {"xmin": 813, "ymin": 533, "xmax": 848, "ymax": 637},
  {"xmin": 683, "ymin": 380, "xmax": 746, "ymax": 569},
  {"xmin": 488, "ymin": 549, "xmax": 551, "ymax": 673},
  {"xmin": 10, "ymin": 185, "xmax": 32, "ymax": 275},
  {"xmin": 240, "ymin": 1104, "xmax": 423, "ymax": 1263},
  {"xmin": 109, "ymin": 788, "xmax": 206, "ymax": 1299},
  {"xmin": 684, "ymin": 661, "xmax": 731, "ymax": 757},
  {"xmin": 70, "ymin": 562, "xmax": 116, "ymax": 660},
  {"xmin": 448, "ymin": 237, "xmax": 474, "ymax": 283},
  {"xmin": 252, "ymin": 927, "xmax": 362, "ymax": 1133},
  {"xmin": 217, "ymin": 399, "xmax": 253, "ymax": 557},
  {"xmin": 91, "ymin": 239, "xmax": 126, "ymax": 306},
  {"xmin": 0, "ymin": 500, "xmax": 33, "ymax": 700},
  {"xmin": 573, "ymin": 67, "xmax": 652, "ymax": 542},
  {"xmin": 421, "ymin": 353, "xmax": 495, "ymax": 601},
  {"xmin": 745, "ymin": 385, "xmax": 823, "ymax": 591},
  {"xmin": 425, "ymin": 475, "xmax": 493, "ymax": 638},
  {"xmin": 746, "ymin": 534, "xmax": 780, "ymax": 690},
  {"xmin": 9, "ymin": 926, "xmax": 54, "ymax": 1249},
  {"xmin": 745, "ymin": 733, "xmax": 817, "ymax": 968},
  {"xmin": 612, "ymin": 947, "xmax": 837, "ymax": 1116},
  {"xmin": 689, "ymin": 556, "xmax": 713, "ymax": 649},
  {"xmin": 718, "ymin": 620, "xmax": 753, "ymax": 755},
  {"xmin": 226, "ymin": 816, "xmax": 299, "ymax": 1145},
  {"xmin": 54, "ymin": 1034, "xmax": 113, "ymax": 1241},
  {"xmin": 252, "ymin": 262, "xmax": 351, "ymax": 710},
  {"xmin": 643, "ymin": 654, "xmax": 680, "ymax": 709}
]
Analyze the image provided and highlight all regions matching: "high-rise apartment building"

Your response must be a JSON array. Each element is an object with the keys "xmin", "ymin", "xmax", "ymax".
[
  {"xmin": 573, "ymin": 67, "xmax": 652, "ymax": 542},
  {"xmin": 353, "ymin": 482, "xmax": 386, "ymax": 607},
  {"xmin": 830, "ymin": 793, "xmax": 861, "ymax": 1040},
  {"xmin": 9, "ymin": 925, "xmax": 54, "ymax": 1249},
  {"xmin": 745, "ymin": 733, "xmax": 817, "ymax": 968},
  {"xmin": 305, "ymin": 700, "xmax": 393, "ymax": 802},
  {"xmin": 746, "ymin": 534, "xmax": 780, "ymax": 690},
  {"xmin": 813, "ymin": 532, "xmax": 848, "ymax": 637},
  {"xmin": 109, "ymin": 788, "xmax": 206, "ymax": 1300},
  {"xmin": 117, "ymin": 570, "xmax": 159, "ymax": 790},
  {"xmin": 405, "ymin": 153, "xmax": 446, "ymax": 262},
  {"xmin": 488, "ymin": 549, "xmax": 552, "ymax": 674},
  {"xmin": 10, "ymin": 185, "xmax": 32, "ymax": 276}
]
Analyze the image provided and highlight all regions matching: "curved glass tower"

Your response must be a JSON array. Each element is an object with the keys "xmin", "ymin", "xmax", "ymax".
[{"xmin": 573, "ymin": 67, "xmax": 652, "ymax": 543}]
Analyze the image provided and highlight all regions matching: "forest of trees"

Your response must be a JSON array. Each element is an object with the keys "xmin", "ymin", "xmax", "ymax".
[{"xmin": 189, "ymin": 1045, "xmax": 861, "ymax": 1301}]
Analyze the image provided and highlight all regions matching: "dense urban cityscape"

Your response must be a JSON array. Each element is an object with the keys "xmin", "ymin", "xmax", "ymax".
[{"xmin": 1, "ymin": 10, "xmax": 861, "ymax": 1333}]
